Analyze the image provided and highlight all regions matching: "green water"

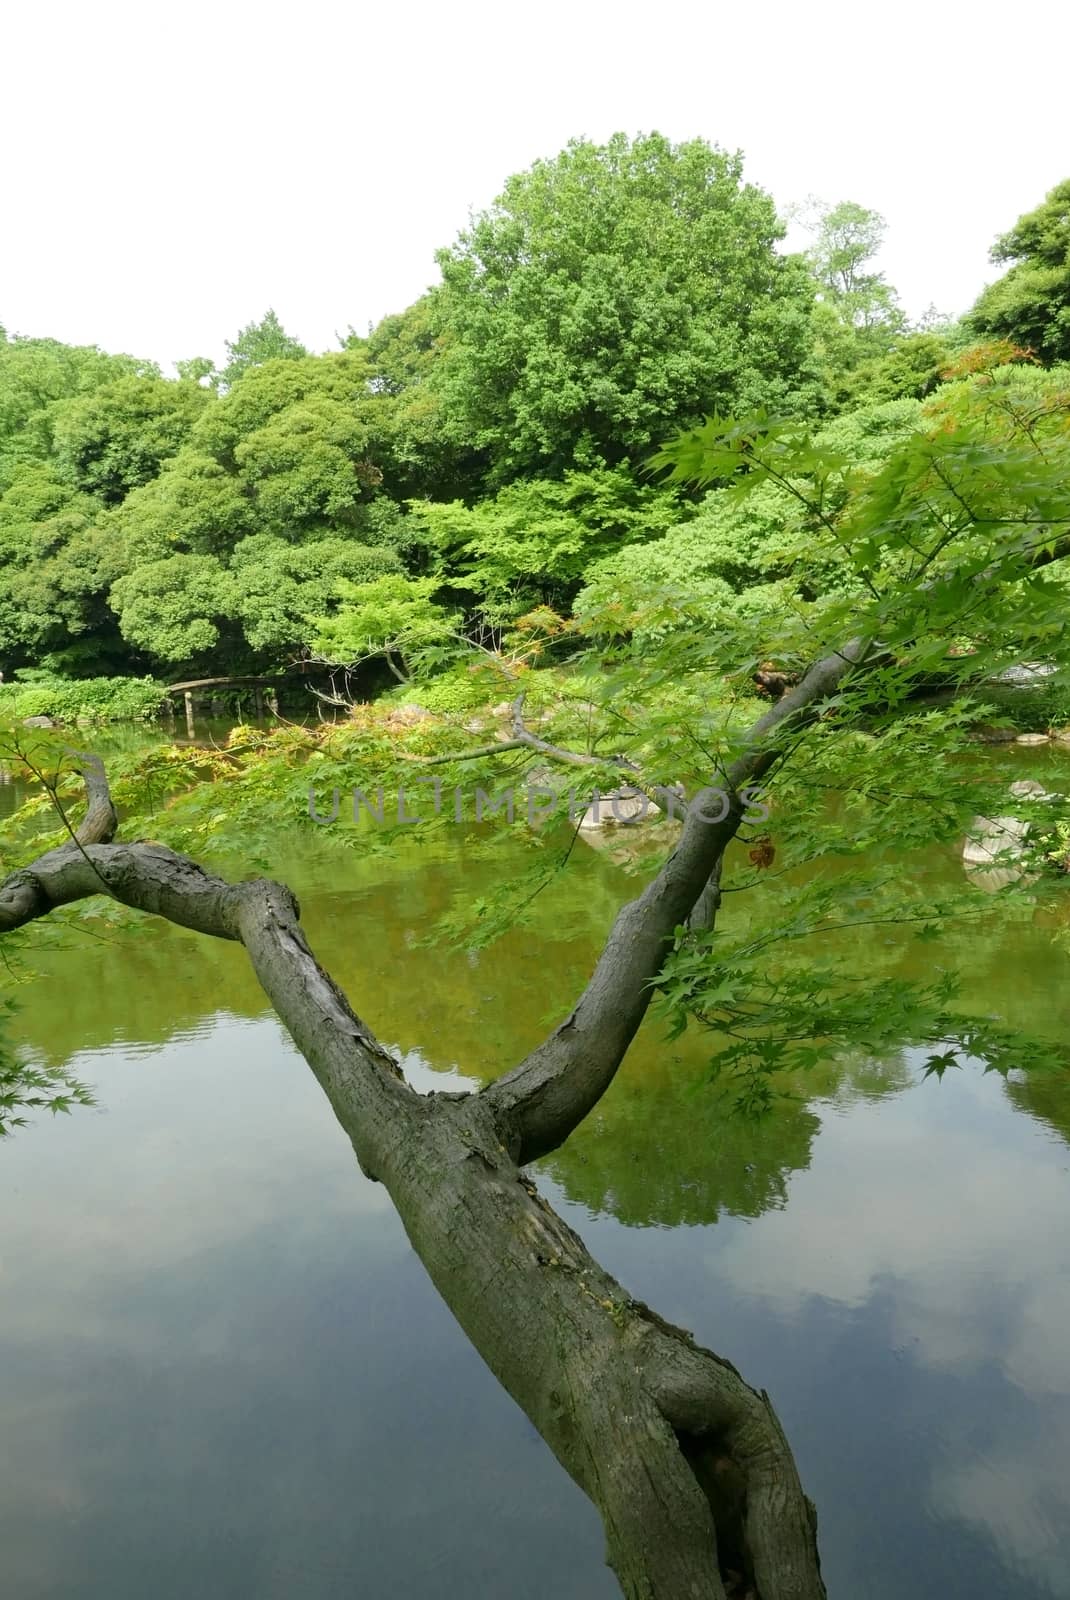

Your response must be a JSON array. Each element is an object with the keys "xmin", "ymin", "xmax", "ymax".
[{"xmin": 3, "ymin": 745, "xmax": 1070, "ymax": 1597}]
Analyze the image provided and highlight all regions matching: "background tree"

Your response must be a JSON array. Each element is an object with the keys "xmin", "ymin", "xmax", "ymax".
[
  {"xmin": 0, "ymin": 153, "xmax": 1063, "ymax": 699},
  {"xmin": 218, "ymin": 308, "xmax": 309, "ymax": 389},
  {"xmin": 0, "ymin": 464, "xmax": 128, "ymax": 669},
  {"xmin": 795, "ymin": 199, "xmax": 906, "ymax": 405},
  {"xmin": 363, "ymin": 295, "xmax": 442, "ymax": 397},
  {"xmin": 806, "ymin": 200, "xmax": 893, "ymax": 305},
  {"xmin": 411, "ymin": 463, "xmax": 688, "ymax": 623},
  {"xmin": 838, "ymin": 328, "xmax": 954, "ymax": 404},
  {"xmin": 175, "ymin": 356, "xmax": 216, "ymax": 386},
  {"xmin": 0, "ymin": 332, "xmax": 154, "ymax": 489},
  {"xmin": 186, "ymin": 349, "xmax": 391, "ymax": 526},
  {"xmin": 109, "ymin": 553, "xmax": 243, "ymax": 664},
  {"xmin": 575, "ymin": 396, "xmax": 925, "ymax": 638},
  {"xmin": 356, "ymin": 297, "xmax": 480, "ymax": 500},
  {"xmin": 969, "ymin": 178, "xmax": 1070, "ymax": 362},
  {"xmin": 48, "ymin": 374, "xmax": 210, "ymax": 503},
  {"xmin": 229, "ymin": 534, "xmax": 403, "ymax": 652},
  {"xmin": 433, "ymin": 132, "xmax": 822, "ymax": 483}
]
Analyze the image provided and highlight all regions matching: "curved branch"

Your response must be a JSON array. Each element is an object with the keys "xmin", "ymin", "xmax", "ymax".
[
  {"xmin": 401, "ymin": 694, "xmax": 642, "ymax": 773},
  {"xmin": 509, "ymin": 691, "xmax": 640, "ymax": 770},
  {"xmin": 485, "ymin": 640, "xmax": 869, "ymax": 1163},
  {"xmin": 309, "ymin": 687, "xmax": 353, "ymax": 709},
  {"xmin": 68, "ymin": 751, "xmax": 119, "ymax": 845}
]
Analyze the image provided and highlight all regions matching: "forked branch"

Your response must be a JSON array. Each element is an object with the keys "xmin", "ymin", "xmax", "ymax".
[{"xmin": 0, "ymin": 755, "xmax": 826, "ymax": 1600}]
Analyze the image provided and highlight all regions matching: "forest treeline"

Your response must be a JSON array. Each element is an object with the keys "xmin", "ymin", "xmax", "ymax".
[{"xmin": 1, "ymin": 132, "xmax": 1068, "ymax": 701}]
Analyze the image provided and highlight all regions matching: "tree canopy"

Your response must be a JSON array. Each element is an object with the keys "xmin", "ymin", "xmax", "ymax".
[
  {"xmin": 218, "ymin": 307, "xmax": 310, "ymax": 389},
  {"xmin": 432, "ymin": 132, "xmax": 823, "ymax": 481},
  {"xmin": 970, "ymin": 179, "xmax": 1070, "ymax": 362},
  {"xmin": 0, "ymin": 145, "xmax": 1064, "ymax": 699}
]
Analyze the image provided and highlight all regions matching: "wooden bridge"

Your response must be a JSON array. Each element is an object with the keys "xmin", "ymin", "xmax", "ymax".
[{"xmin": 163, "ymin": 670, "xmax": 322, "ymax": 733}]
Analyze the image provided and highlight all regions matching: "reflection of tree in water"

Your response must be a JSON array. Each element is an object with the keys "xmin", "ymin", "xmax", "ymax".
[
  {"xmin": 542, "ymin": 1073, "xmax": 821, "ymax": 1226},
  {"xmin": 7, "ymin": 841, "xmax": 627, "ymax": 1075},
  {"xmin": 542, "ymin": 1052, "xmax": 914, "ymax": 1229},
  {"xmin": 1004, "ymin": 1069, "xmax": 1070, "ymax": 1152},
  {"xmin": 13, "ymin": 843, "xmax": 919, "ymax": 1235},
  {"xmin": 14, "ymin": 819, "xmax": 1066, "ymax": 1242},
  {"xmin": 10, "ymin": 914, "xmax": 262, "ymax": 1069}
]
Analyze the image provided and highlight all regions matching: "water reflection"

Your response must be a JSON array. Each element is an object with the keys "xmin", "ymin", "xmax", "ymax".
[
  {"xmin": 0, "ymin": 1024, "xmax": 615, "ymax": 1600},
  {"xmin": 567, "ymin": 1056, "xmax": 1070, "ymax": 1598},
  {"xmin": 3, "ymin": 818, "xmax": 1070, "ymax": 1595}
]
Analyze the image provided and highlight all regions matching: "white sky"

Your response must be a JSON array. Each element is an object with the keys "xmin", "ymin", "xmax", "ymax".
[{"xmin": 3, "ymin": 0, "xmax": 1068, "ymax": 373}]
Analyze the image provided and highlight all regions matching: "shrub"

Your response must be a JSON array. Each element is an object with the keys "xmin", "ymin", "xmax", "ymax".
[{"xmin": 0, "ymin": 673, "xmax": 167, "ymax": 723}]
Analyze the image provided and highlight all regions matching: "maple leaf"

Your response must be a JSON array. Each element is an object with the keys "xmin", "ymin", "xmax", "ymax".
[{"xmin": 748, "ymin": 836, "xmax": 776, "ymax": 869}]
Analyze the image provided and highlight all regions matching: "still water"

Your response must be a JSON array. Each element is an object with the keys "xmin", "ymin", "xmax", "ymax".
[{"xmin": 3, "ymin": 748, "xmax": 1070, "ymax": 1598}]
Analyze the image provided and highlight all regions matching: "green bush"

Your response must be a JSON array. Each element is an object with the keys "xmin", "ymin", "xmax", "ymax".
[
  {"xmin": 0, "ymin": 673, "xmax": 167, "ymax": 723},
  {"xmin": 981, "ymin": 677, "xmax": 1070, "ymax": 731},
  {"xmin": 396, "ymin": 662, "xmax": 516, "ymax": 714}
]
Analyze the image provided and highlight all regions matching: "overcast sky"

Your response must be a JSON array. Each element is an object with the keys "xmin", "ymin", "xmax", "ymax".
[{"xmin": 4, "ymin": 0, "xmax": 1067, "ymax": 373}]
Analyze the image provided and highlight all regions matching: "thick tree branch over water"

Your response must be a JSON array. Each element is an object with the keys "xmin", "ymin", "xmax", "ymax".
[
  {"xmin": 0, "ymin": 719, "xmax": 837, "ymax": 1598},
  {"xmin": 485, "ymin": 639, "xmax": 869, "ymax": 1163}
]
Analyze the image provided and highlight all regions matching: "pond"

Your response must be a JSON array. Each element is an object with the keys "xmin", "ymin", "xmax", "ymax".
[{"xmin": 2, "ymin": 738, "xmax": 1070, "ymax": 1598}]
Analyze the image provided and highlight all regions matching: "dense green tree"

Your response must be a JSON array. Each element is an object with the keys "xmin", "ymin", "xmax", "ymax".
[
  {"xmin": 358, "ymin": 297, "xmax": 478, "ymax": 499},
  {"xmin": 107, "ymin": 451, "xmax": 255, "ymax": 561},
  {"xmin": 2, "ymin": 160, "xmax": 1066, "ymax": 702},
  {"xmin": 0, "ymin": 347, "xmax": 422, "ymax": 674},
  {"xmin": 218, "ymin": 308, "xmax": 309, "ymax": 389},
  {"xmin": 48, "ymin": 374, "xmax": 210, "ymax": 503},
  {"xmin": 0, "ymin": 332, "xmax": 154, "ymax": 489},
  {"xmin": 228, "ymin": 534, "xmax": 403, "ymax": 650},
  {"xmin": 969, "ymin": 179, "xmax": 1070, "ymax": 362},
  {"xmin": 433, "ymin": 132, "xmax": 822, "ymax": 482},
  {"xmin": 99, "ymin": 351, "xmax": 415, "ymax": 653},
  {"xmin": 365, "ymin": 295, "xmax": 443, "ymax": 397},
  {"xmin": 109, "ymin": 553, "xmax": 242, "ymax": 664},
  {"xmin": 188, "ymin": 350, "xmax": 390, "ymax": 526},
  {"xmin": 0, "ymin": 464, "xmax": 130, "ymax": 668},
  {"xmin": 101, "ymin": 533, "xmax": 405, "ymax": 672},
  {"xmin": 837, "ymin": 330, "xmax": 952, "ymax": 405},
  {"xmin": 0, "ymin": 336, "xmax": 173, "ymax": 669},
  {"xmin": 411, "ymin": 464, "xmax": 687, "ymax": 620}
]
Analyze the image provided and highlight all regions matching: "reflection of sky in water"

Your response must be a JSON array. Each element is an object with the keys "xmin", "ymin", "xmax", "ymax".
[
  {"xmin": 3, "ymin": 1017, "xmax": 1070, "ymax": 1595},
  {"xmin": 0, "ymin": 1022, "xmax": 612, "ymax": 1600},
  {"xmin": 570, "ymin": 1057, "xmax": 1070, "ymax": 1599}
]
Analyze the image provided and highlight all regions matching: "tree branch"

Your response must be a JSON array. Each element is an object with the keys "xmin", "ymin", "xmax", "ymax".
[
  {"xmin": 508, "ymin": 691, "xmax": 640, "ymax": 770},
  {"xmin": 405, "ymin": 738, "xmax": 530, "ymax": 765},
  {"xmin": 481, "ymin": 522, "xmax": 1070, "ymax": 1167},
  {"xmin": 0, "ymin": 761, "xmax": 826, "ymax": 1599},
  {"xmin": 484, "ymin": 640, "xmax": 869, "ymax": 1163},
  {"xmin": 67, "ymin": 751, "xmax": 119, "ymax": 845},
  {"xmin": 401, "ymin": 693, "xmax": 642, "ymax": 773}
]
